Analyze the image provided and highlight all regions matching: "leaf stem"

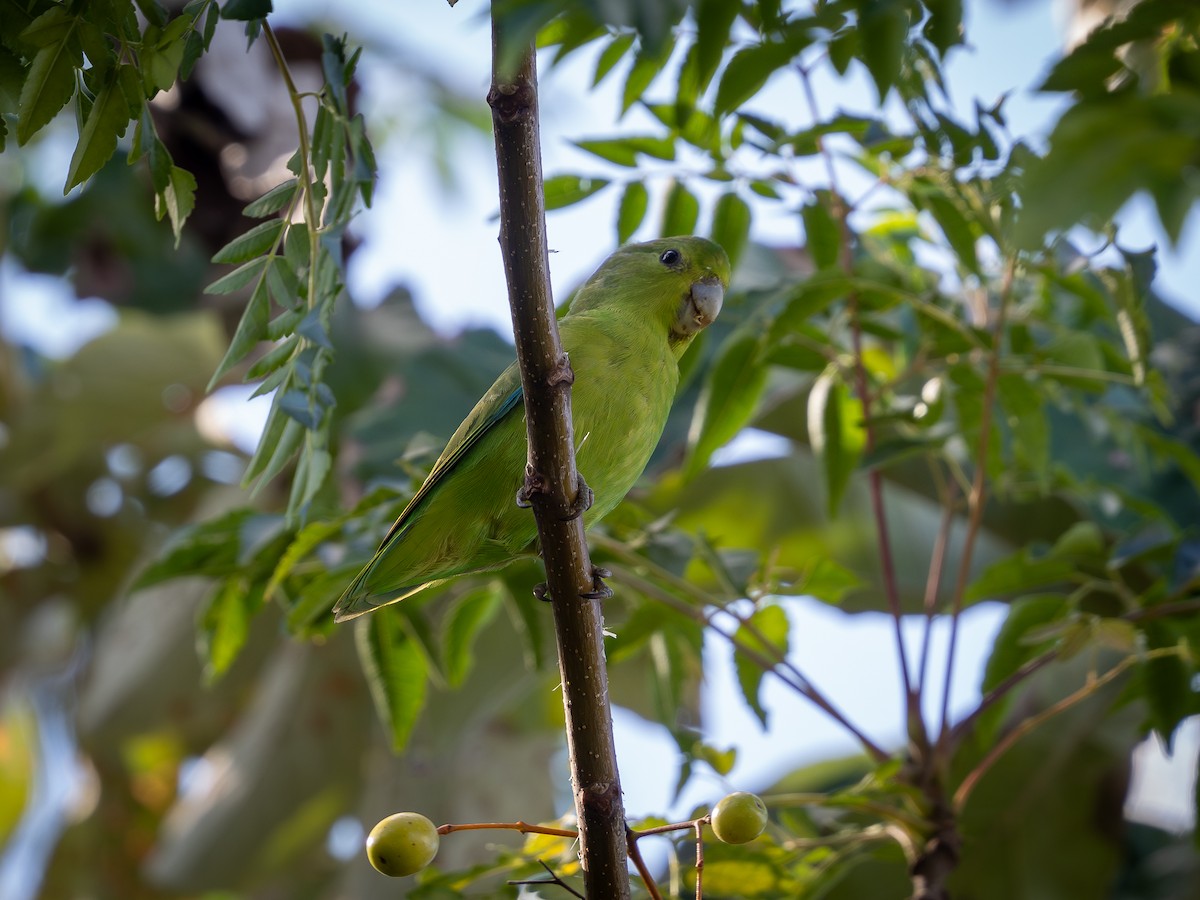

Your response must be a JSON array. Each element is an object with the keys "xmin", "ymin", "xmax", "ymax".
[
  {"xmin": 936, "ymin": 257, "xmax": 1015, "ymax": 749},
  {"xmin": 952, "ymin": 647, "xmax": 1181, "ymax": 809},
  {"xmin": 605, "ymin": 560, "xmax": 889, "ymax": 762}
]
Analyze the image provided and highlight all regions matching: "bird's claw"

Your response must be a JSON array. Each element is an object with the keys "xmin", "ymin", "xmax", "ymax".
[
  {"xmin": 580, "ymin": 566, "xmax": 613, "ymax": 601},
  {"xmin": 532, "ymin": 566, "xmax": 612, "ymax": 603},
  {"xmin": 561, "ymin": 473, "xmax": 594, "ymax": 522}
]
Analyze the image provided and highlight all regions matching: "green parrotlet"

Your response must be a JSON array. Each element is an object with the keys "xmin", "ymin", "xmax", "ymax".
[{"xmin": 333, "ymin": 236, "xmax": 729, "ymax": 622}]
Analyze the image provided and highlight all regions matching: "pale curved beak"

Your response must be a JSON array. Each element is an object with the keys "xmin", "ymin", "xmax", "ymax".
[{"xmin": 677, "ymin": 276, "xmax": 724, "ymax": 336}]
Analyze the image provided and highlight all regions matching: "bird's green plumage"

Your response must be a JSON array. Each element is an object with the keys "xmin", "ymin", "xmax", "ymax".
[{"xmin": 334, "ymin": 236, "xmax": 730, "ymax": 621}]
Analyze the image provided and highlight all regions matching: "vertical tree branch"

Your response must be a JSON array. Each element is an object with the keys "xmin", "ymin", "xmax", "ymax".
[{"xmin": 487, "ymin": 19, "xmax": 630, "ymax": 899}]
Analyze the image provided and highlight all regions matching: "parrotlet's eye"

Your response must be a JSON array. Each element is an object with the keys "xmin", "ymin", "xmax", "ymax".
[{"xmin": 659, "ymin": 249, "xmax": 682, "ymax": 266}]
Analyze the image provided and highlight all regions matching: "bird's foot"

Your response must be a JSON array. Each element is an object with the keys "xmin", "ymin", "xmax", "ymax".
[
  {"xmin": 580, "ymin": 566, "xmax": 613, "ymax": 601},
  {"xmin": 516, "ymin": 464, "xmax": 546, "ymax": 509},
  {"xmin": 531, "ymin": 566, "xmax": 612, "ymax": 603},
  {"xmin": 561, "ymin": 472, "xmax": 594, "ymax": 521}
]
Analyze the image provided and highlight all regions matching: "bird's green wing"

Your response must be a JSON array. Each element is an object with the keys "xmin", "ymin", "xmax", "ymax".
[
  {"xmin": 381, "ymin": 371, "xmax": 523, "ymax": 548},
  {"xmin": 333, "ymin": 362, "xmax": 524, "ymax": 619}
]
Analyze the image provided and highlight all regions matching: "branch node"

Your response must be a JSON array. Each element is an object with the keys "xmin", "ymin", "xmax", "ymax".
[
  {"xmin": 516, "ymin": 463, "xmax": 548, "ymax": 508},
  {"xmin": 579, "ymin": 780, "xmax": 620, "ymax": 817},
  {"xmin": 486, "ymin": 82, "xmax": 534, "ymax": 124},
  {"xmin": 547, "ymin": 353, "xmax": 575, "ymax": 387}
]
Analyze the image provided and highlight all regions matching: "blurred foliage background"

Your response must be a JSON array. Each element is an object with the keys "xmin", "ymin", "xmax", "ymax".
[{"xmin": 1, "ymin": 0, "xmax": 1200, "ymax": 898}]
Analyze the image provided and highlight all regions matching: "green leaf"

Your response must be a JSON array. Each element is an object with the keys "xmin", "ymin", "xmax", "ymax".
[
  {"xmin": 19, "ymin": 4, "xmax": 76, "ymax": 47},
  {"xmin": 245, "ymin": 410, "xmax": 303, "ymax": 487},
  {"xmin": 16, "ymin": 10, "xmax": 81, "ymax": 144},
  {"xmin": 212, "ymin": 219, "xmax": 286, "ymax": 264},
  {"xmin": 135, "ymin": 0, "xmax": 169, "ymax": 27},
  {"xmin": 714, "ymin": 32, "xmax": 807, "ymax": 116},
  {"xmin": 922, "ymin": 0, "xmax": 963, "ymax": 56},
  {"xmin": 685, "ymin": 327, "xmax": 768, "ymax": 477},
  {"xmin": 972, "ymin": 594, "xmax": 1068, "ymax": 746},
  {"xmin": 443, "ymin": 582, "xmax": 505, "ymax": 687},
  {"xmin": 966, "ymin": 548, "xmax": 1076, "ymax": 603},
  {"xmin": 694, "ymin": 741, "xmax": 737, "ymax": 776},
  {"xmin": 800, "ymin": 195, "xmax": 841, "ymax": 269},
  {"xmin": 356, "ymin": 613, "xmax": 429, "ymax": 752},
  {"xmin": 264, "ymin": 517, "xmax": 342, "ymax": 602},
  {"xmin": 204, "ymin": 255, "xmax": 268, "ymax": 295},
  {"xmin": 220, "ymin": 0, "xmax": 272, "ymax": 21},
  {"xmin": 858, "ymin": 0, "xmax": 909, "ymax": 100},
  {"xmin": 711, "ymin": 191, "xmax": 751, "ymax": 269},
  {"xmin": 1019, "ymin": 93, "xmax": 1200, "ymax": 246},
  {"xmin": 734, "ymin": 604, "xmax": 789, "ymax": 727},
  {"xmin": 621, "ymin": 34, "xmax": 675, "ymax": 113},
  {"xmin": 574, "ymin": 135, "xmax": 675, "ymax": 167},
  {"xmin": 543, "ymin": 174, "xmax": 609, "ymax": 210},
  {"xmin": 1138, "ymin": 621, "xmax": 1193, "ymax": 751},
  {"xmin": 997, "ymin": 372, "xmax": 1049, "ymax": 482},
  {"xmin": 135, "ymin": 508, "xmax": 258, "ymax": 588},
  {"xmin": 807, "ymin": 367, "xmax": 865, "ymax": 516},
  {"xmin": 660, "ymin": 179, "xmax": 699, "ymax": 237},
  {"xmin": 208, "ymin": 277, "xmax": 271, "ymax": 388},
  {"xmin": 64, "ymin": 64, "xmax": 138, "ymax": 192},
  {"xmin": 593, "ymin": 31, "xmax": 635, "ymax": 85},
  {"xmin": 199, "ymin": 577, "xmax": 262, "ymax": 683},
  {"xmin": 244, "ymin": 177, "xmax": 300, "ymax": 218},
  {"xmin": 694, "ymin": 0, "xmax": 740, "ymax": 93},
  {"xmin": 154, "ymin": 165, "xmax": 196, "ymax": 247},
  {"xmin": 140, "ymin": 15, "xmax": 191, "ymax": 95},
  {"xmin": 924, "ymin": 190, "xmax": 980, "ymax": 274},
  {"xmin": 279, "ymin": 389, "xmax": 320, "ymax": 429},
  {"xmin": 616, "ymin": 180, "xmax": 649, "ymax": 243}
]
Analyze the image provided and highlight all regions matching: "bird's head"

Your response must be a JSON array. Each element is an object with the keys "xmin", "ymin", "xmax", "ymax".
[{"xmin": 569, "ymin": 236, "xmax": 730, "ymax": 354}]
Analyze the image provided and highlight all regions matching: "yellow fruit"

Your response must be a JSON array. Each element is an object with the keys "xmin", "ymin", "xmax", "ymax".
[
  {"xmin": 710, "ymin": 792, "xmax": 767, "ymax": 844},
  {"xmin": 366, "ymin": 812, "xmax": 439, "ymax": 876}
]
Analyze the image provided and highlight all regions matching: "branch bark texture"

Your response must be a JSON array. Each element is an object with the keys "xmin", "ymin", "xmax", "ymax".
[{"xmin": 487, "ymin": 19, "xmax": 630, "ymax": 899}]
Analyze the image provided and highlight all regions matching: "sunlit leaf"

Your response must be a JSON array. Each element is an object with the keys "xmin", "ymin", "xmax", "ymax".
[
  {"xmin": 616, "ymin": 180, "xmax": 648, "ymax": 243},
  {"xmin": 543, "ymin": 174, "xmax": 609, "ymax": 210},
  {"xmin": 685, "ymin": 327, "xmax": 768, "ymax": 477},
  {"xmin": 661, "ymin": 179, "xmax": 699, "ymax": 237},
  {"xmin": 356, "ymin": 613, "xmax": 429, "ymax": 752},
  {"xmin": 734, "ymin": 604, "xmax": 789, "ymax": 727},
  {"xmin": 711, "ymin": 191, "xmax": 751, "ymax": 269},
  {"xmin": 443, "ymin": 582, "xmax": 506, "ymax": 687}
]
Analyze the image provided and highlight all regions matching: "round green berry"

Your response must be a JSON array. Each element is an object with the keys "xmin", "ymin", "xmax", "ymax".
[
  {"xmin": 710, "ymin": 792, "xmax": 768, "ymax": 844},
  {"xmin": 366, "ymin": 812, "xmax": 439, "ymax": 876}
]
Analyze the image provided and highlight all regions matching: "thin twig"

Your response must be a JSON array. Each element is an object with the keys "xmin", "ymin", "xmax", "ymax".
[
  {"xmin": 915, "ymin": 478, "xmax": 959, "ymax": 698},
  {"xmin": 694, "ymin": 821, "xmax": 705, "ymax": 900},
  {"xmin": 606, "ymin": 562, "xmax": 889, "ymax": 761},
  {"xmin": 438, "ymin": 820, "xmax": 578, "ymax": 838},
  {"xmin": 952, "ymin": 647, "xmax": 1181, "ymax": 809},
  {"xmin": 937, "ymin": 257, "xmax": 1016, "ymax": 746},
  {"xmin": 509, "ymin": 860, "xmax": 585, "ymax": 899},
  {"xmin": 797, "ymin": 62, "xmax": 914, "ymax": 709},
  {"xmin": 626, "ymin": 829, "xmax": 665, "ymax": 900},
  {"xmin": 949, "ymin": 595, "xmax": 1200, "ymax": 743},
  {"xmin": 947, "ymin": 647, "xmax": 1058, "ymax": 743},
  {"xmin": 633, "ymin": 817, "xmax": 710, "ymax": 838}
]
